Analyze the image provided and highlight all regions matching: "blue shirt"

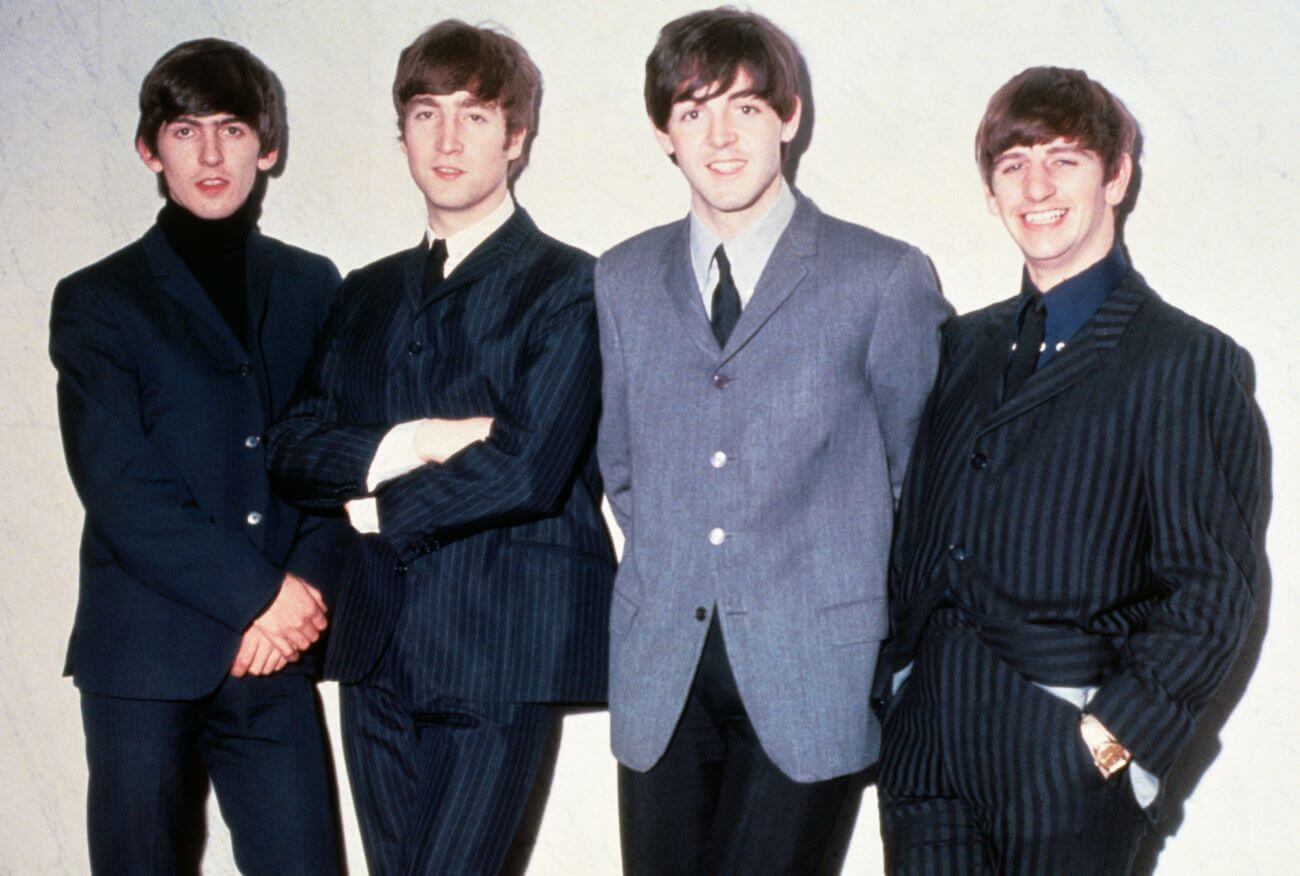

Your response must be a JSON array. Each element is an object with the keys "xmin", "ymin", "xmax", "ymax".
[{"xmin": 1017, "ymin": 245, "xmax": 1129, "ymax": 367}]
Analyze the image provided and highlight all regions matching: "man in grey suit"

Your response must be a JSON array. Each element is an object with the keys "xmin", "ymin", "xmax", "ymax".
[{"xmin": 595, "ymin": 8, "xmax": 950, "ymax": 873}]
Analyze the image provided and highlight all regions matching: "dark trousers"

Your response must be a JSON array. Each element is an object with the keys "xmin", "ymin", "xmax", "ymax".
[
  {"xmin": 340, "ymin": 680, "xmax": 551, "ymax": 875},
  {"xmin": 878, "ymin": 622, "xmax": 1148, "ymax": 875},
  {"xmin": 80, "ymin": 673, "xmax": 338, "ymax": 876},
  {"xmin": 619, "ymin": 617, "xmax": 852, "ymax": 875}
]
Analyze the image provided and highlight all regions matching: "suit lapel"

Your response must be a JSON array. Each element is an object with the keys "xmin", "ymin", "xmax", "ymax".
[
  {"xmin": 719, "ymin": 195, "xmax": 816, "ymax": 362},
  {"xmin": 661, "ymin": 219, "xmax": 723, "ymax": 358},
  {"xmin": 410, "ymin": 208, "xmax": 536, "ymax": 313},
  {"xmin": 978, "ymin": 270, "xmax": 1148, "ymax": 434},
  {"xmin": 244, "ymin": 233, "xmax": 279, "ymax": 410},
  {"xmin": 142, "ymin": 225, "xmax": 249, "ymax": 361}
]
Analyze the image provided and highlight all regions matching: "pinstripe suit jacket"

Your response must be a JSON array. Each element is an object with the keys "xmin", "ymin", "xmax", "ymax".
[
  {"xmin": 267, "ymin": 209, "xmax": 614, "ymax": 700},
  {"xmin": 880, "ymin": 269, "xmax": 1259, "ymax": 785},
  {"xmin": 597, "ymin": 194, "xmax": 950, "ymax": 782}
]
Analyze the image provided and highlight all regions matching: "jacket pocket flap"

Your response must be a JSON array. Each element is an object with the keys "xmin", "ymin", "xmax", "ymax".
[{"xmin": 817, "ymin": 597, "xmax": 888, "ymax": 645}]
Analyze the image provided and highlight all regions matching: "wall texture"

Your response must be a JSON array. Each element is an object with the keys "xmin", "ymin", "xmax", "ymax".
[{"xmin": 1, "ymin": 1, "xmax": 1295, "ymax": 872}]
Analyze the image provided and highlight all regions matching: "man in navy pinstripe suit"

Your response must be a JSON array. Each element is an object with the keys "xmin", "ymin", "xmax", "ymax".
[
  {"xmin": 875, "ymin": 67, "xmax": 1261, "ymax": 874},
  {"xmin": 267, "ymin": 21, "xmax": 614, "ymax": 875}
]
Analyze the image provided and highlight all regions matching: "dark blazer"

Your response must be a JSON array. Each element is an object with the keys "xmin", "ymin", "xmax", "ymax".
[
  {"xmin": 267, "ymin": 208, "xmax": 614, "ymax": 699},
  {"xmin": 878, "ymin": 269, "xmax": 1260, "ymax": 785},
  {"xmin": 50, "ymin": 225, "xmax": 347, "ymax": 700}
]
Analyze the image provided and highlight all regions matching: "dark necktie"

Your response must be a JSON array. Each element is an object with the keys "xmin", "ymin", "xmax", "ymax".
[
  {"xmin": 423, "ymin": 238, "xmax": 448, "ymax": 299},
  {"xmin": 710, "ymin": 245, "xmax": 741, "ymax": 348},
  {"xmin": 1004, "ymin": 293, "xmax": 1046, "ymax": 400}
]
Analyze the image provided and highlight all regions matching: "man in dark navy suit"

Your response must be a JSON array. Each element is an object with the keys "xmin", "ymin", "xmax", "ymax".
[
  {"xmin": 267, "ymin": 21, "xmax": 614, "ymax": 875},
  {"xmin": 50, "ymin": 39, "xmax": 344, "ymax": 874}
]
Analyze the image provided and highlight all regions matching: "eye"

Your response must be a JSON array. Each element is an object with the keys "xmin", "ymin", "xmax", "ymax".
[
  {"xmin": 412, "ymin": 109, "xmax": 433, "ymax": 121},
  {"xmin": 173, "ymin": 126, "xmax": 193, "ymax": 138},
  {"xmin": 738, "ymin": 104, "xmax": 760, "ymax": 115},
  {"xmin": 998, "ymin": 162, "xmax": 1022, "ymax": 175},
  {"xmin": 467, "ymin": 112, "xmax": 487, "ymax": 123},
  {"xmin": 681, "ymin": 108, "xmax": 700, "ymax": 122},
  {"xmin": 1052, "ymin": 158, "xmax": 1078, "ymax": 168},
  {"xmin": 225, "ymin": 125, "xmax": 244, "ymax": 137}
]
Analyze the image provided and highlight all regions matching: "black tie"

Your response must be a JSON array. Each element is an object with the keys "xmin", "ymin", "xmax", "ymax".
[
  {"xmin": 710, "ymin": 245, "xmax": 741, "ymax": 348},
  {"xmin": 423, "ymin": 238, "xmax": 448, "ymax": 299},
  {"xmin": 1004, "ymin": 293, "xmax": 1046, "ymax": 400}
]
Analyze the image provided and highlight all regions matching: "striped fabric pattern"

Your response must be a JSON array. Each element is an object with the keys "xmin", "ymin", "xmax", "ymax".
[{"xmin": 882, "ymin": 269, "xmax": 1260, "ymax": 786}]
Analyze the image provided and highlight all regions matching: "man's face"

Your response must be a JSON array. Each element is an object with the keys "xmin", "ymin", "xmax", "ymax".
[
  {"xmin": 654, "ymin": 68, "xmax": 801, "ymax": 239},
  {"xmin": 985, "ymin": 137, "xmax": 1132, "ymax": 290},
  {"xmin": 401, "ymin": 91, "xmax": 523, "ymax": 235},
  {"xmin": 137, "ymin": 114, "xmax": 276, "ymax": 220}
]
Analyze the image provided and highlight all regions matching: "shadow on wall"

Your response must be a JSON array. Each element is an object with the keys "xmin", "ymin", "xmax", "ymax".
[{"xmin": 1133, "ymin": 351, "xmax": 1272, "ymax": 875}]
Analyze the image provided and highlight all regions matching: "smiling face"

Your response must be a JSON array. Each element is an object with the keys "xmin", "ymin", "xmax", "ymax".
[
  {"xmin": 137, "ymin": 114, "xmax": 276, "ymax": 219},
  {"xmin": 401, "ymin": 91, "xmax": 524, "ymax": 237},
  {"xmin": 985, "ymin": 137, "xmax": 1132, "ymax": 290},
  {"xmin": 654, "ymin": 68, "xmax": 801, "ymax": 240}
]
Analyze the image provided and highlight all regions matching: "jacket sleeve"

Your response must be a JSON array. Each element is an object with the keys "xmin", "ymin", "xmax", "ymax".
[
  {"xmin": 373, "ymin": 261, "xmax": 601, "ymax": 561},
  {"xmin": 265, "ymin": 280, "xmax": 391, "ymax": 509},
  {"xmin": 594, "ymin": 258, "xmax": 633, "ymax": 542},
  {"xmin": 867, "ymin": 247, "xmax": 952, "ymax": 500},
  {"xmin": 1086, "ymin": 331, "xmax": 1260, "ymax": 777},
  {"xmin": 49, "ymin": 278, "xmax": 280, "ymax": 632}
]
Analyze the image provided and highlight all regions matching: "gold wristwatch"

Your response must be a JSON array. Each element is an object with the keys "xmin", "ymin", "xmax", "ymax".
[{"xmin": 1080, "ymin": 714, "xmax": 1131, "ymax": 779}]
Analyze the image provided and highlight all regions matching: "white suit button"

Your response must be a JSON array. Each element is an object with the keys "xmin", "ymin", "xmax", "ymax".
[
  {"xmin": 709, "ymin": 527, "xmax": 725, "ymax": 545},
  {"xmin": 246, "ymin": 511, "xmax": 263, "ymax": 526},
  {"xmin": 710, "ymin": 451, "xmax": 727, "ymax": 468}
]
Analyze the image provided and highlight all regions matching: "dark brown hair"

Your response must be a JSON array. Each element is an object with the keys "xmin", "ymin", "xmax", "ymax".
[
  {"xmin": 392, "ymin": 21, "xmax": 541, "ymax": 180},
  {"xmin": 976, "ymin": 66, "xmax": 1139, "ymax": 187},
  {"xmin": 136, "ymin": 38, "xmax": 282, "ymax": 158},
  {"xmin": 645, "ymin": 7, "xmax": 801, "ymax": 131}
]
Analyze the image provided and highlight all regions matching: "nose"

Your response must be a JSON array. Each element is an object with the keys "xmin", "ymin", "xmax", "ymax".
[
  {"xmin": 199, "ymin": 129, "xmax": 222, "ymax": 167},
  {"xmin": 1024, "ymin": 161, "xmax": 1055, "ymax": 201},
  {"xmin": 707, "ymin": 112, "xmax": 736, "ymax": 149},
  {"xmin": 436, "ymin": 118, "xmax": 463, "ymax": 155}
]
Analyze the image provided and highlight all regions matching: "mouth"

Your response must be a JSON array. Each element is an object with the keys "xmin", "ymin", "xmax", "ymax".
[
  {"xmin": 1023, "ymin": 208, "xmax": 1067, "ymax": 226},
  {"xmin": 433, "ymin": 166, "xmax": 465, "ymax": 180},
  {"xmin": 706, "ymin": 158, "xmax": 746, "ymax": 177},
  {"xmin": 196, "ymin": 178, "xmax": 230, "ymax": 195}
]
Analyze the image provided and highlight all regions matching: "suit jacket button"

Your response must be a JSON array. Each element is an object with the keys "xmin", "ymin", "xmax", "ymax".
[
  {"xmin": 237, "ymin": 362, "xmax": 253, "ymax": 377},
  {"xmin": 948, "ymin": 544, "xmax": 967, "ymax": 562},
  {"xmin": 710, "ymin": 450, "xmax": 728, "ymax": 468},
  {"xmin": 708, "ymin": 527, "xmax": 726, "ymax": 545},
  {"xmin": 246, "ymin": 511, "xmax": 263, "ymax": 526},
  {"xmin": 695, "ymin": 606, "xmax": 707, "ymax": 621},
  {"xmin": 712, "ymin": 373, "xmax": 730, "ymax": 389},
  {"xmin": 970, "ymin": 451, "xmax": 988, "ymax": 470},
  {"xmin": 395, "ymin": 562, "xmax": 408, "ymax": 574},
  {"xmin": 244, "ymin": 434, "xmax": 261, "ymax": 448},
  {"xmin": 407, "ymin": 340, "xmax": 423, "ymax": 355}
]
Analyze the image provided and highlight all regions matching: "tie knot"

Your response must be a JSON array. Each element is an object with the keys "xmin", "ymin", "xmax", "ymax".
[
  {"xmin": 428, "ymin": 238, "xmax": 448, "ymax": 270},
  {"xmin": 713, "ymin": 244, "xmax": 732, "ymax": 278},
  {"xmin": 1028, "ymin": 292, "xmax": 1046, "ymax": 316},
  {"xmin": 424, "ymin": 238, "xmax": 449, "ymax": 295}
]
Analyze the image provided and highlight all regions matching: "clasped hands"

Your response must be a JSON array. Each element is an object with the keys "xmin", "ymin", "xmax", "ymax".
[{"xmin": 230, "ymin": 572, "xmax": 328, "ymax": 677}]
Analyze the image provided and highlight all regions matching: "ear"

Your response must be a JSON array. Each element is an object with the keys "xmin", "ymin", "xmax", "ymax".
[
  {"xmin": 652, "ymin": 121, "xmax": 676, "ymax": 159},
  {"xmin": 136, "ymin": 137, "xmax": 164, "ymax": 174},
  {"xmin": 779, "ymin": 96, "xmax": 803, "ymax": 144},
  {"xmin": 256, "ymin": 149, "xmax": 280, "ymax": 172},
  {"xmin": 1104, "ymin": 152, "xmax": 1133, "ymax": 207},
  {"xmin": 984, "ymin": 181, "xmax": 1001, "ymax": 216},
  {"xmin": 505, "ymin": 127, "xmax": 526, "ymax": 161}
]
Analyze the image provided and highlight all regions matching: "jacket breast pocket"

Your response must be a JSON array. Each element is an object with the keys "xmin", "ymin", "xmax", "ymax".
[{"xmin": 817, "ymin": 597, "xmax": 888, "ymax": 646}]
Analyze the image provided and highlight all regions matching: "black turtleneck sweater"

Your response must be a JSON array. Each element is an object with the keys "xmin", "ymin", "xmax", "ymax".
[{"xmin": 157, "ymin": 199, "xmax": 256, "ymax": 349}]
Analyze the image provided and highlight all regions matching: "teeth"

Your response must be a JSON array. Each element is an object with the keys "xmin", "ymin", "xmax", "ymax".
[
  {"xmin": 1025, "ymin": 209, "xmax": 1066, "ymax": 225},
  {"xmin": 709, "ymin": 160, "xmax": 744, "ymax": 173}
]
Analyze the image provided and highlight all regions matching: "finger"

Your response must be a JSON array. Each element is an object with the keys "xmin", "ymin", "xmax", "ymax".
[
  {"xmin": 304, "ymin": 582, "xmax": 328, "ymax": 613},
  {"xmin": 254, "ymin": 622, "xmax": 298, "ymax": 659},
  {"xmin": 285, "ymin": 627, "xmax": 313, "ymax": 652},
  {"xmin": 249, "ymin": 635, "xmax": 277, "ymax": 675},
  {"xmin": 231, "ymin": 633, "xmax": 257, "ymax": 677}
]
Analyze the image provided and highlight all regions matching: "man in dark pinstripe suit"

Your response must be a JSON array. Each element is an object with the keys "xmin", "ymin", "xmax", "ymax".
[
  {"xmin": 267, "ymin": 21, "xmax": 614, "ymax": 875},
  {"xmin": 874, "ymin": 67, "xmax": 1261, "ymax": 874}
]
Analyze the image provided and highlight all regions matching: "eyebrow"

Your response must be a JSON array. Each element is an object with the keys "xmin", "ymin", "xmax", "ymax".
[
  {"xmin": 408, "ymin": 94, "xmax": 495, "ymax": 110},
  {"xmin": 169, "ymin": 115, "xmax": 244, "ymax": 127}
]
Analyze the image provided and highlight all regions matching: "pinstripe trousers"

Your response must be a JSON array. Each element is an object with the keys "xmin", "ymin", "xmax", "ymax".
[
  {"xmin": 878, "ymin": 615, "xmax": 1147, "ymax": 875},
  {"xmin": 340, "ymin": 673, "xmax": 550, "ymax": 876}
]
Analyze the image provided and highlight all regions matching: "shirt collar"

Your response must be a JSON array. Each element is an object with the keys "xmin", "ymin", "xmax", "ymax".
[
  {"xmin": 1018, "ymin": 244, "xmax": 1129, "ymax": 348},
  {"xmin": 689, "ymin": 178, "xmax": 797, "ymax": 302},
  {"xmin": 425, "ymin": 194, "xmax": 516, "ymax": 276}
]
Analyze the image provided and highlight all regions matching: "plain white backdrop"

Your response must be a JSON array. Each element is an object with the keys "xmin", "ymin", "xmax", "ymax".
[{"xmin": 1, "ymin": 1, "xmax": 1296, "ymax": 872}]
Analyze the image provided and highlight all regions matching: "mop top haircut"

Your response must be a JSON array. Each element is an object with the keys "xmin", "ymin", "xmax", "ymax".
[
  {"xmin": 136, "ymin": 38, "xmax": 283, "ymax": 158},
  {"xmin": 644, "ymin": 6, "xmax": 801, "ymax": 131},
  {"xmin": 392, "ymin": 20, "xmax": 541, "ymax": 181},
  {"xmin": 976, "ymin": 65, "xmax": 1140, "ymax": 187}
]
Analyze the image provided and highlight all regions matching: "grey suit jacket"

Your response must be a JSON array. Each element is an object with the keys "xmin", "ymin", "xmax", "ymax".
[{"xmin": 595, "ymin": 193, "xmax": 950, "ymax": 782}]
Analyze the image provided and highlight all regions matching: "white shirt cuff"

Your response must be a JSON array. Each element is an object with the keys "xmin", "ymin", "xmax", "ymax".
[{"xmin": 367, "ymin": 420, "xmax": 425, "ymax": 491}]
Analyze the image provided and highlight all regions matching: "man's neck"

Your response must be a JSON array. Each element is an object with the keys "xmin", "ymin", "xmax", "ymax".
[
  {"xmin": 427, "ymin": 185, "xmax": 510, "ymax": 239},
  {"xmin": 692, "ymin": 173, "xmax": 786, "ymax": 241}
]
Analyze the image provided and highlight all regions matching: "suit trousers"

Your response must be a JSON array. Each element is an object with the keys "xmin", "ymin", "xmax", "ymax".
[
  {"xmin": 878, "ymin": 619, "xmax": 1147, "ymax": 875},
  {"xmin": 619, "ymin": 616, "xmax": 852, "ymax": 875},
  {"xmin": 340, "ymin": 677, "xmax": 550, "ymax": 875},
  {"xmin": 80, "ymin": 673, "xmax": 338, "ymax": 875}
]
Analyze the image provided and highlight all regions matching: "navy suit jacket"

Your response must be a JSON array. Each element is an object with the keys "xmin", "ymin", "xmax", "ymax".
[
  {"xmin": 50, "ymin": 225, "xmax": 348, "ymax": 700},
  {"xmin": 267, "ymin": 208, "xmax": 614, "ymax": 700}
]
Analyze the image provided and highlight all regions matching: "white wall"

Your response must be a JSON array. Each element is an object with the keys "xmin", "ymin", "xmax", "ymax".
[{"xmin": 1, "ymin": 1, "xmax": 1295, "ymax": 872}]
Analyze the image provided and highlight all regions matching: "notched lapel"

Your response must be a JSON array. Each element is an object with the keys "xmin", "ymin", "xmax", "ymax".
[
  {"xmin": 719, "ymin": 195, "xmax": 818, "ymax": 361},
  {"xmin": 661, "ymin": 220, "xmax": 722, "ymax": 358},
  {"xmin": 979, "ymin": 272, "xmax": 1148, "ymax": 435},
  {"xmin": 413, "ymin": 209, "xmax": 537, "ymax": 312},
  {"xmin": 142, "ymin": 226, "xmax": 248, "ymax": 360}
]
